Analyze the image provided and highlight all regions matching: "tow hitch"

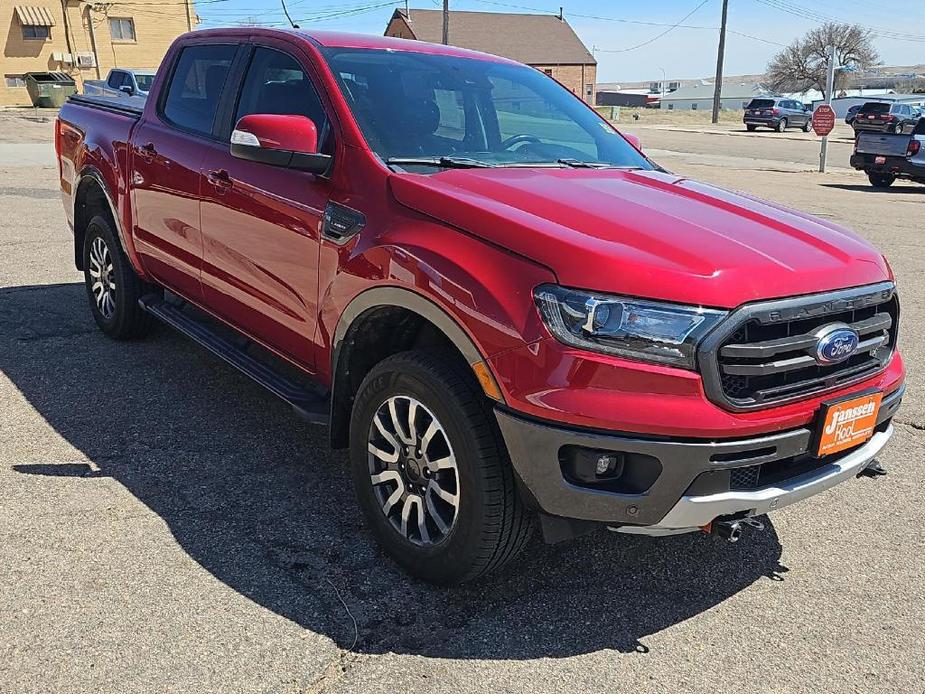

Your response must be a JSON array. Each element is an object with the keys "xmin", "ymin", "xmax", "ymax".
[
  {"xmin": 702, "ymin": 516, "xmax": 765, "ymax": 543},
  {"xmin": 857, "ymin": 460, "xmax": 887, "ymax": 479}
]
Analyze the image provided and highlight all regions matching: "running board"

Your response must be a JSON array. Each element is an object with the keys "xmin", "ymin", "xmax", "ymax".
[{"xmin": 138, "ymin": 294, "xmax": 329, "ymax": 425}]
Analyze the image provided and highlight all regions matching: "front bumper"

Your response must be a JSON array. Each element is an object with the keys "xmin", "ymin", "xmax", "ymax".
[{"xmin": 495, "ymin": 384, "xmax": 903, "ymax": 530}]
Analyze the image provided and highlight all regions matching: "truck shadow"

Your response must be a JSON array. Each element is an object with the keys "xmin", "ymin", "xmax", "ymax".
[{"xmin": 0, "ymin": 282, "xmax": 787, "ymax": 659}]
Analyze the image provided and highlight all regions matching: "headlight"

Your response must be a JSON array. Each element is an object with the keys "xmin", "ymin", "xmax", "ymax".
[{"xmin": 534, "ymin": 284, "xmax": 727, "ymax": 369}]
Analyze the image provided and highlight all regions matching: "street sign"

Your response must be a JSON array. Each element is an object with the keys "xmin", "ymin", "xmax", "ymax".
[{"xmin": 813, "ymin": 104, "xmax": 836, "ymax": 137}]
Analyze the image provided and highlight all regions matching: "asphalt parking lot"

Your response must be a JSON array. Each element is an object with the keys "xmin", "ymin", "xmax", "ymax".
[{"xmin": 1, "ymin": 112, "xmax": 923, "ymax": 693}]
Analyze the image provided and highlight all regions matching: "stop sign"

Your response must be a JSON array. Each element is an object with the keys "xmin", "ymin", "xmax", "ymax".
[{"xmin": 813, "ymin": 104, "xmax": 836, "ymax": 136}]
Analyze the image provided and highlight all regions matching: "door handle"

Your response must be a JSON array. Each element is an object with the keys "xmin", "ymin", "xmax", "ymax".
[
  {"xmin": 139, "ymin": 142, "xmax": 157, "ymax": 164},
  {"xmin": 207, "ymin": 169, "xmax": 232, "ymax": 193}
]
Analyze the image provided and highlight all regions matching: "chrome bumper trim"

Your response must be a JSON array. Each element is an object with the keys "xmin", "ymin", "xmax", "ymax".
[{"xmin": 615, "ymin": 425, "xmax": 893, "ymax": 535}]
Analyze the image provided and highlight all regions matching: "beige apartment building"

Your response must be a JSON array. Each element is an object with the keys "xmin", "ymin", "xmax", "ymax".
[
  {"xmin": 385, "ymin": 9, "xmax": 597, "ymax": 104},
  {"xmin": 1, "ymin": 1, "xmax": 196, "ymax": 106}
]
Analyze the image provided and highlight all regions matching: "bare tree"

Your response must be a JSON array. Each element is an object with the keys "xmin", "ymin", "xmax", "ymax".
[{"xmin": 766, "ymin": 23, "xmax": 879, "ymax": 99}]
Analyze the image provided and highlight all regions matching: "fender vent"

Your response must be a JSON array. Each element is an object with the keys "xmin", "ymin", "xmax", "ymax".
[{"xmin": 322, "ymin": 202, "xmax": 365, "ymax": 244}]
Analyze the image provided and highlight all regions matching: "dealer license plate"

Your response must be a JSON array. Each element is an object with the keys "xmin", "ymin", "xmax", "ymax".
[{"xmin": 815, "ymin": 391, "xmax": 883, "ymax": 457}]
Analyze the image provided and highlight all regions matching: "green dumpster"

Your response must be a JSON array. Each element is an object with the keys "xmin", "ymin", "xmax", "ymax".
[{"xmin": 24, "ymin": 72, "xmax": 77, "ymax": 108}]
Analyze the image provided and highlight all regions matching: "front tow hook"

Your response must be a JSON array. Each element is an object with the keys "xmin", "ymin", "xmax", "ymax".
[
  {"xmin": 703, "ymin": 516, "xmax": 765, "ymax": 543},
  {"xmin": 857, "ymin": 461, "xmax": 888, "ymax": 479}
]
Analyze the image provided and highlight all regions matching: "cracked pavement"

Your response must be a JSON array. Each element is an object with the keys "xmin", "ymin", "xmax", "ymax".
[{"xmin": 0, "ymin": 123, "xmax": 923, "ymax": 693}]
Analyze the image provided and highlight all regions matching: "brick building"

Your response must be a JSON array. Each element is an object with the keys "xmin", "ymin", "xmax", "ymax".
[
  {"xmin": 384, "ymin": 9, "xmax": 597, "ymax": 104},
  {"xmin": 1, "ymin": 1, "xmax": 196, "ymax": 106}
]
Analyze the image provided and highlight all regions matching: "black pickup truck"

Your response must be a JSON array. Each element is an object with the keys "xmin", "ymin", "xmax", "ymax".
[{"xmin": 851, "ymin": 118, "xmax": 925, "ymax": 188}]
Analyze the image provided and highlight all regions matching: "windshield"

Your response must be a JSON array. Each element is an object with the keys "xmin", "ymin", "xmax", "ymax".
[
  {"xmin": 746, "ymin": 99, "xmax": 775, "ymax": 109},
  {"xmin": 859, "ymin": 102, "xmax": 890, "ymax": 114},
  {"xmin": 322, "ymin": 48, "xmax": 653, "ymax": 170},
  {"xmin": 134, "ymin": 73, "xmax": 155, "ymax": 92}
]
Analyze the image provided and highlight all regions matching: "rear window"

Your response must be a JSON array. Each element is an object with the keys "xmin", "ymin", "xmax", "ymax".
[
  {"xmin": 746, "ymin": 99, "xmax": 775, "ymax": 109},
  {"xmin": 162, "ymin": 44, "xmax": 237, "ymax": 136},
  {"xmin": 859, "ymin": 102, "xmax": 890, "ymax": 114}
]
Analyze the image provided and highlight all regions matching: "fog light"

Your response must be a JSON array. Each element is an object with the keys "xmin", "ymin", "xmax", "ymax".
[{"xmin": 596, "ymin": 454, "xmax": 619, "ymax": 475}]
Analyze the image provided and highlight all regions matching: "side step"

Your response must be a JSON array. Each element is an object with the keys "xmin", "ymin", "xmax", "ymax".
[{"xmin": 139, "ymin": 294, "xmax": 329, "ymax": 425}]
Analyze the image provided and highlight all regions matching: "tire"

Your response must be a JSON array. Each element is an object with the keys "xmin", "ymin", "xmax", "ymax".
[
  {"xmin": 349, "ymin": 350, "xmax": 532, "ymax": 584},
  {"xmin": 802, "ymin": 120, "xmax": 812, "ymax": 132},
  {"xmin": 868, "ymin": 172, "xmax": 896, "ymax": 188},
  {"xmin": 776, "ymin": 118, "xmax": 788, "ymax": 133},
  {"xmin": 82, "ymin": 214, "xmax": 154, "ymax": 339},
  {"xmin": 893, "ymin": 123, "xmax": 904, "ymax": 135},
  {"xmin": 746, "ymin": 124, "xmax": 757, "ymax": 132}
]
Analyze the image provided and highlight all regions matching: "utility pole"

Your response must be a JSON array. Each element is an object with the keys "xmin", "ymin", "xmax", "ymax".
[
  {"xmin": 711, "ymin": 0, "xmax": 729, "ymax": 124},
  {"xmin": 819, "ymin": 43, "xmax": 837, "ymax": 173},
  {"xmin": 442, "ymin": 0, "xmax": 449, "ymax": 44}
]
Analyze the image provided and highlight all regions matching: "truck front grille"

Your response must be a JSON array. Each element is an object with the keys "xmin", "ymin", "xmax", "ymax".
[{"xmin": 699, "ymin": 283, "xmax": 898, "ymax": 411}]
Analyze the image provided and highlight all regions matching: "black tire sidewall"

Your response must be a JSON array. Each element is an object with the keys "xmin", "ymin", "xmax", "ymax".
[
  {"xmin": 82, "ymin": 215, "xmax": 147, "ymax": 338},
  {"xmin": 349, "ymin": 355, "xmax": 504, "ymax": 584}
]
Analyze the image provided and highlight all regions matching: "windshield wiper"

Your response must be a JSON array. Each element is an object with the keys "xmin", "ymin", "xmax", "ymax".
[{"xmin": 386, "ymin": 156, "xmax": 495, "ymax": 169}]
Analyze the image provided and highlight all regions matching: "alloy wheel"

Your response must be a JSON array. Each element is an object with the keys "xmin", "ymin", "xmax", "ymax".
[
  {"xmin": 88, "ymin": 236, "xmax": 116, "ymax": 319},
  {"xmin": 366, "ymin": 395, "xmax": 460, "ymax": 546}
]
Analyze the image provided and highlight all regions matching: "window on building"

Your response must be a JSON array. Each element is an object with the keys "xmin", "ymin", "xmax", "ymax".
[
  {"xmin": 667, "ymin": 104, "xmax": 674, "ymax": 110},
  {"xmin": 22, "ymin": 25, "xmax": 50, "ymax": 40},
  {"xmin": 543, "ymin": 69, "xmax": 553, "ymax": 77},
  {"xmin": 691, "ymin": 103, "xmax": 698, "ymax": 110},
  {"xmin": 162, "ymin": 44, "xmax": 237, "ymax": 136},
  {"xmin": 5, "ymin": 75, "xmax": 27, "ymax": 88},
  {"xmin": 109, "ymin": 17, "xmax": 136, "ymax": 42},
  {"xmin": 585, "ymin": 83, "xmax": 593, "ymax": 98}
]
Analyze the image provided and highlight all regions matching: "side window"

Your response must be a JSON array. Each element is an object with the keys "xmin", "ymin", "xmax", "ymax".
[
  {"xmin": 162, "ymin": 44, "xmax": 237, "ymax": 136},
  {"xmin": 107, "ymin": 71, "xmax": 123, "ymax": 89},
  {"xmin": 234, "ymin": 47, "xmax": 328, "ymax": 137}
]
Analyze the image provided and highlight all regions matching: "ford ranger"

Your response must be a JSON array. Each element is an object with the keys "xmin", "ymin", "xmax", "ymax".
[{"xmin": 55, "ymin": 29, "xmax": 905, "ymax": 584}]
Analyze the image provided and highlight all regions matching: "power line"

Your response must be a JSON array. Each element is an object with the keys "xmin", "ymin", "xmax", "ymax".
[{"xmin": 752, "ymin": 0, "xmax": 925, "ymax": 42}]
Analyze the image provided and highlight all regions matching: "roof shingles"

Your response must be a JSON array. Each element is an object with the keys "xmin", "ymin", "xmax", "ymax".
[{"xmin": 388, "ymin": 9, "xmax": 595, "ymax": 65}]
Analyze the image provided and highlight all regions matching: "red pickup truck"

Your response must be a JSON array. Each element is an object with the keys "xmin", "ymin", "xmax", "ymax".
[{"xmin": 56, "ymin": 28, "xmax": 905, "ymax": 584}]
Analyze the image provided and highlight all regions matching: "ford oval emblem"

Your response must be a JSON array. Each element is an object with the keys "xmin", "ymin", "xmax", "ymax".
[{"xmin": 814, "ymin": 325, "xmax": 860, "ymax": 364}]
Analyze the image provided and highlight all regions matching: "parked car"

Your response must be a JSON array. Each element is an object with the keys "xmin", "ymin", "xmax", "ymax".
[
  {"xmin": 851, "ymin": 118, "xmax": 925, "ymax": 187},
  {"xmin": 743, "ymin": 97, "xmax": 812, "ymax": 132},
  {"xmin": 845, "ymin": 104, "xmax": 862, "ymax": 125},
  {"xmin": 55, "ymin": 29, "xmax": 905, "ymax": 584},
  {"xmin": 83, "ymin": 68, "xmax": 156, "ymax": 99},
  {"xmin": 852, "ymin": 101, "xmax": 918, "ymax": 135}
]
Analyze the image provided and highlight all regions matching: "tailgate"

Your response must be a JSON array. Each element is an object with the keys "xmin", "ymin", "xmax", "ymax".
[{"xmin": 856, "ymin": 132, "xmax": 910, "ymax": 156}]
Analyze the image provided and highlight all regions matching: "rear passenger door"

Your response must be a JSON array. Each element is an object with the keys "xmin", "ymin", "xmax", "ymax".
[
  {"xmin": 131, "ymin": 41, "xmax": 241, "ymax": 301},
  {"xmin": 197, "ymin": 40, "xmax": 334, "ymax": 370}
]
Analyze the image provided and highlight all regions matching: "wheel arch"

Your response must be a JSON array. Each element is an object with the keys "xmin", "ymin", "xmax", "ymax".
[
  {"xmin": 329, "ymin": 287, "xmax": 496, "ymax": 449},
  {"xmin": 73, "ymin": 168, "xmax": 128, "ymax": 271}
]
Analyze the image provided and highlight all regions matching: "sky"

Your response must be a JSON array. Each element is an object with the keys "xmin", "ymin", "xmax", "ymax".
[{"xmin": 193, "ymin": 0, "xmax": 925, "ymax": 82}]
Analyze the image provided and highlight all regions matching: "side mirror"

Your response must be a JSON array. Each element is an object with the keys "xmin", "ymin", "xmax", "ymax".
[
  {"xmin": 230, "ymin": 114, "xmax": 331, "ymax": 175},
  {"xmin": 623, "ymin": 133, "xmax": 643, "ymax": 152},
  {"xmin": 119, "ymin": 85, "xmax": 134, "ymax": 95}
]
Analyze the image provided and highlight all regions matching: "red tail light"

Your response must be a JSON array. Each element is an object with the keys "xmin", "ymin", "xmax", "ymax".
[
  {"xmin": 54, "ymin": 117, "xmax": 62, "ymax": 158},
  {"xmin": 908, "ymin": 140, "xmax": 921, "ymax": 157},
  {"xmin": 884, "ymin": 115, "xmax": 895, "ymax": 122},
  {"xmin": 771, "ymin": 108, "xmax": 780, "ymax": 115}
]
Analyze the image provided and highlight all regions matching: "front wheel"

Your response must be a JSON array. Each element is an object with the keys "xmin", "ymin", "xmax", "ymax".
[
  {"xmin": 776, "ymin": 118, "xmax": 788, "ymax": 133},
  {"xmin": 82, "ymin": 215, "xmax": 154, "ymax": 339},
  {"xmin": 868, "ymin": 172, "xmax": 896, "ymax": 188},
  {"xmin": 349, "ymin": 351, "xmax": 532, "ymax": 584}
]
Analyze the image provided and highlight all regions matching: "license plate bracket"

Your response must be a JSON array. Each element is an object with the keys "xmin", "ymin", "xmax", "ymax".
[{"xmin": 813, "ymin": 389, "xmax": 883, "ymax": 457}]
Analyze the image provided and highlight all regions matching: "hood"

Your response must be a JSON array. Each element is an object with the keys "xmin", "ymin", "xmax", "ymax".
[{"xmin": 388, "ymin": 168, "xmax": 889, "ymax": 309}]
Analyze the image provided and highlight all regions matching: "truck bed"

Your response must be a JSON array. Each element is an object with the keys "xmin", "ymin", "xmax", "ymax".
[{"xmin": 67, "ymin": 93, "xmax": 145, "ymax": 118}]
